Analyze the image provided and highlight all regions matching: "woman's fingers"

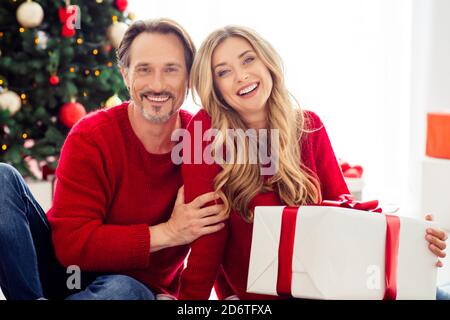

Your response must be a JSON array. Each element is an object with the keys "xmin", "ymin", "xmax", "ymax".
[
  {"xmin": 429, "ymin": 243, "xmax": 447, "ymax": 258},
  {"xmin": 426, "ymin": 233, "xmax": 447, "ymax": 251},
  {"xmin": 424, "ymin": 215, "xmax": 446, "ymax": 267},
  {"xmin": 427, "ymin": 227, "xmax": 448, "ymax": 241}
]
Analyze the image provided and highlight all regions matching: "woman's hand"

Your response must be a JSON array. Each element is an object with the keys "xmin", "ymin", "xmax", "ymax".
[{"xmin": 425, "ymin": 214, "xmax": 448, "ymax": 267}]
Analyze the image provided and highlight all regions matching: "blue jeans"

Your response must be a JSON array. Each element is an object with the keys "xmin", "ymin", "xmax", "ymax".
[
  {"xmin": 65, "ymin": 274, "xmax": 155, "ymax": 300},
  {"xmin": 436, "ymin": 282, "xmax": 450, "ymax": 300},
  {"xmin": 0, "ymin": 163, "xmax": 155, "ymax": 300}
]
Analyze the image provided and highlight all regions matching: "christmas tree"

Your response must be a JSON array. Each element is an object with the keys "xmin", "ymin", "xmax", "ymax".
[{"xmin": 0, "ymin": 0, "xmax": 131, "ymax": 177}]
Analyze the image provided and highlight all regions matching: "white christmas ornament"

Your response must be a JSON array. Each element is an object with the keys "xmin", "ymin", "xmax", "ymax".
[
  {"xmin": 0, "ymin": 90, "xmax": 22, "ymax": 115},
  {"xmin": 107, "ymin": 22, "xmax": 128, "ymax": 48},
  {"xmin": 16, "ymin": 0, "xmax": 44, "ymax": 28},
  {"xmin": 36, "ymin": 30, "xmax": 48, "ymax": 50},
  {"xmin": 104, "ymin": 95, "xmax": 122, "ymax": 108}
]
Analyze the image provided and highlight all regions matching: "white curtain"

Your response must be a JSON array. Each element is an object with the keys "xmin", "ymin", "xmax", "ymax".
[{"xmin": 128, "ymin": 0, "xmax": 414, "ymax": 213}]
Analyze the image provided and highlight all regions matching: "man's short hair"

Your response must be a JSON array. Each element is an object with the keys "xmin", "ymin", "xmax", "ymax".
[{"xmin": 117, "ymin": 18, "xmax": 196, "ymax": 74}]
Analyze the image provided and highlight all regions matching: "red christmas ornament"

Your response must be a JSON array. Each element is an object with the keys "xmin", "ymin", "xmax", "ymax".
[
  {"xmin": 103, "ymin": 43, "xmax": 112, "ymax": 53},
  {"xmin": 49, "ymin": 75, "xmax": 60, "ymax": 85},
  {"xmin": 115, "ymin": 0, "xmax": 128, "ymax": 12},
  {"xmin": 59, "ymin": 101, "xmax": 87, "ymax": 128},
  {"xmin": 58, "ymin": 5, "xmax": 79, "ymax": 38}
]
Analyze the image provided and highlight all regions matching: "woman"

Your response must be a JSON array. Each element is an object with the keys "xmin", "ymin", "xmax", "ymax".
[{"xmin": 179, "ymin": 25, "xmax": 448, "ymax": 300}]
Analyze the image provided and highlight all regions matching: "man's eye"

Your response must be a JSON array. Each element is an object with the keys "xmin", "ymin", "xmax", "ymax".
[
  {"xmin": 165, "ymin": 67, "xmax": 178, "ymax": 73},
  {"xmin": 138, "ymin": 67, "xmax": 149, "ymax": 74}
]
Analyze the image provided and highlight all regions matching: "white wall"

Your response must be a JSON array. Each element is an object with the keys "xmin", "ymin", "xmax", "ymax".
[
  {"xmin": 129, "ymin": 0, "xmax": 415, "ymax": 209},
  {"xmin": 410, "ymin": 0, "xmax": 450, "ymax": 217},
  {"xmin": 426, "ymin": 0, "xmax": 450, "ymax": 110},
  {"xmin": 410, "ymin": 0, "xmax": 450, "ymax": 285}
]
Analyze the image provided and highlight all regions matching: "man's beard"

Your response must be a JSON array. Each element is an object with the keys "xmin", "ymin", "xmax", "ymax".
[
  {"xmin": 141, "ymin": 103, "xmax": 176, "ymax": 123},
  {"xmin": 133, "ymin": 90, "xmax": 178, "ymax": 124}
]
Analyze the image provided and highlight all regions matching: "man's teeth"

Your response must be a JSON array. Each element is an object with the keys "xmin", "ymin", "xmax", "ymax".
[
  {"xmin": 239, "ymin": 83, "xmax": 258, "ymax": 96},
  {"xmin": 145, "ymin": 95, "xmax": 170, "ymax": 102}
]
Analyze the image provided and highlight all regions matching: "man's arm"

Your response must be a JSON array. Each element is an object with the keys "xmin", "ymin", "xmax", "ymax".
[{"xmin": 48, "ymin": 131, "xmax": 151, "ymax": 271}]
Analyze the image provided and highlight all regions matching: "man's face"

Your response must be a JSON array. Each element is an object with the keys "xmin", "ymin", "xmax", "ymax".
[{"xmin": 122, "ymin": 32, "xmax": 188, "ymax": 123}]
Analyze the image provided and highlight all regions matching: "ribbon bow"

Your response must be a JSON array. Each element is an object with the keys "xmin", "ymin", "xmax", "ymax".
[{"xmin": 321, "ymin": 194, "xmax": 382, "ymax": 212}]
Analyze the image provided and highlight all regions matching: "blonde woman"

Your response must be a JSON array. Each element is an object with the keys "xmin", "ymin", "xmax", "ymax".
[{"xmin": 179, "ymin": 26, "xmax": 448, "ymax": 300}]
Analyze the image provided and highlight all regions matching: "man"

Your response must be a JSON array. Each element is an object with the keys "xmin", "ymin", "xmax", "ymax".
[{"xmin": 0, "ymin": 18, "xmax": 227, "ymax": 300}]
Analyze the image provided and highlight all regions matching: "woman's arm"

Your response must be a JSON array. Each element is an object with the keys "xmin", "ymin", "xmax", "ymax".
[{"xmin": 178, "ymin": 110, "xmax": 229, "ymax": 300}]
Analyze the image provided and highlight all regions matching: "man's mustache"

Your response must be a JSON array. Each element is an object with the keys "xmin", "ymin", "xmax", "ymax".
[{"xmin": 139, "ymin": 90, "xmax": 174, "ymax": 101}]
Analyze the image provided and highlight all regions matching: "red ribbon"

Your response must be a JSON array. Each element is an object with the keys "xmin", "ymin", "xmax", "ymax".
[
  {"xmin": 383, "ymin": 214, "xmax": 400, "ymax": 300},
  {"xmin": 276, "ymin": 196, "xmax": 400, "ymax": 299},
  {"xmin": 276, "ymin": 207, "xmax": 298, "ymax": 297}
]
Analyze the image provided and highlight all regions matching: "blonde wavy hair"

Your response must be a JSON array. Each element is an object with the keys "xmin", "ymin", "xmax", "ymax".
[{"xmin": 190, "ymin": 25, "xmax": 321, "ymax": 222}]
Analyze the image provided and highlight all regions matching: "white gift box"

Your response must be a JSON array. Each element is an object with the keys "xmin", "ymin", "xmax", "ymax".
[
  {"xmin": 421, "ymin": 157, "xmax": 450, "ymax": 231},
  {"xmin": 247, "ymin": 206, "xmax": 437, "ymax": 300}
]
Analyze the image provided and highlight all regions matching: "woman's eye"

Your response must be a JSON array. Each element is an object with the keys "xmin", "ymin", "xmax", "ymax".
[
  {"xmin": 244, "ymin": 56, "xmax": 255, "ymax": 64},
  {"xmin": 217, "ymin": 70, "xmax": 230, "ymax": 77}
]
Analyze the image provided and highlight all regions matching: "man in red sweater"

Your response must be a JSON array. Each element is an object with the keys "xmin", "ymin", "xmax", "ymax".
[{"xmin": 0, "ymin": 19, "xmax": 226, "ymax": 300}]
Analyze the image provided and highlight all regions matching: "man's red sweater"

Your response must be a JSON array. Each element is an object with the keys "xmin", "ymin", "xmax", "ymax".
[
  {"xmin": 47, "ymin": 102, "xmax": 192, "ymax": 297},
  {"xmin": 179, "ymin": 109, "xmax": 350, "ymax": 300}
]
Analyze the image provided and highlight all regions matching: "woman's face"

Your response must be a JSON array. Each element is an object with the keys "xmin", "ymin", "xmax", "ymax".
[{"xmin": 212, "ymin": 36, "xmax": 273, "ymax": 120}]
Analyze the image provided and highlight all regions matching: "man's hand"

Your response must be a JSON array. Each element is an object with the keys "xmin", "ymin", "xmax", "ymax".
[
  {"xmin": 149, "ymin": 186, "xmax": 227, "ymax": 252},
  {"xmin": 425, "ymin": 214, "xmax": 448, "ymax": 267}
]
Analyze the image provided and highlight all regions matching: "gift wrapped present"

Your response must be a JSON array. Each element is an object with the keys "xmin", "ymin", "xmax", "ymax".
[
  {"xmin": 426, "ymin": 112, "xmax": 450, "ymax": 159},
  {"xmin": 247, "ymin": 197, "xmax": 438, "ymax": 300}
]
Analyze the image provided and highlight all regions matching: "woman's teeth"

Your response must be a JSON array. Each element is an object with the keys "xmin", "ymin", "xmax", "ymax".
[{"xmin": 238, "ymin": 83, "xmax": 258, "ymax": 96}]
